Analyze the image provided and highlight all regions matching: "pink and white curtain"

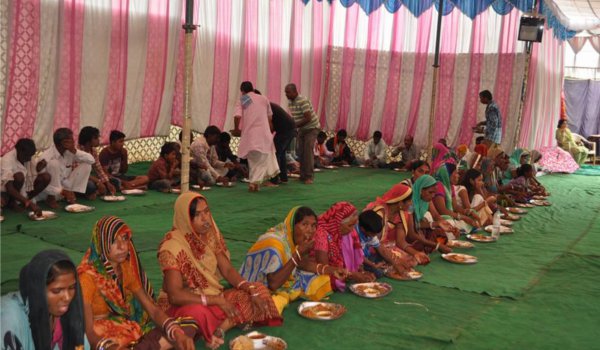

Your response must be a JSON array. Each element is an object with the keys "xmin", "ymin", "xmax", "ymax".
[{"xmin": 1, "ymin": 0, "xmax": 559, "ymax": 155}]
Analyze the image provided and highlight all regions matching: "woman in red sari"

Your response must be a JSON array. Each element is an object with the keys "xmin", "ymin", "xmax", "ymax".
[{"xmin": 158, "ymin": 193, "xmax": 281, "ymax": 349}]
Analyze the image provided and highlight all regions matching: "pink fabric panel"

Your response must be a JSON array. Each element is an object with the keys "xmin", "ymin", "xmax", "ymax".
[
  {"xmin": 493, "ymin": 8, "xmax": 519, "ymax": 140},
  {"xmin": 53, "ymin": 0, "xmax": 84, "ymax": 134},
  {"xmin": 266, "ymin": 1, "xmax": 283, "ymax": 104},
  {"xmin": 380, "ymin": 10, "xmax": 405, "ymax": 145},
  {"xmin": 290, "ymin": 0, "xmax": 304, "ymax": 90},
  {"xmin": 140, "ymin": 0, "xmax": 170, "ymax": 137},
  {"xmin": 101, "ymin": 0, "xmax": 130, "ymax": 141},
  {"xmin": 1, "ymin": 0, "xmax": 40, "ymax": 154},
  {"xmin": 209, "ymin": 0, "xmax": 232, "ymax": 129},
  {"xmin": 319, "ymin": 2, "xmax": 336, "ymax": 126},
  {"xmin": 310, "ymin": 0, "xmax": 324, "ymax": 113},
  {"xmin": 406, "ymin": 7, "xmax": 433, "ymax": 136},
  {"xmin": 242, "ymin": 0, "xmax": 258, "ymax": 83},
  {"xmin": 171, "ymin": 0, "xmax": 199, "ymax": 127},
  {"xmin": 433, "ymin": 9, "xmax": 460, "ymax": 142},
  {"xmin": 335, "ymin": 4, "xmax": 360, "ymax": 131},
  {"xmin": 457, "ymin": 11, "xmax": 488, "ymax": 146},
  {"xmin": 355, "ymin": 8, "xmax": 381, "ymax": 139}
]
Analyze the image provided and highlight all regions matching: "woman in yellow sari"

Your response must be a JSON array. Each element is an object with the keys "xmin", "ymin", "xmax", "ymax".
[
  {"xmin": 158, "ymin": 193, "xmax": 281, "ymax": 349},
  {"xmin": 239, "ymin": 206, "xmax": 335, "ymax": 314},
  {"xmin": 556, "ymin": 119, "xmax": 588, "ymax": 165}
]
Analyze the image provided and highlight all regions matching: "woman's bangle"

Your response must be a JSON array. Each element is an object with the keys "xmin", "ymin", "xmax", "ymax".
[
  {"xmin": 251, "ymin": 293, "xmax": 260, "ymax": 297},
  {"xmin": 201, "ymin": 294, "xmax": 208, "ymax": 306},
  {"xmin": 290, "ymin": 255, "xmax": 299, "ymax": 267},
  {"xmin": 214, "ymin": 327, "xmax": 225, "ymax": 339},
  {"xmin": 161, "ymin": 317, "xmax": 176, "ymax": 332},
  {"xmin": 96, "ymin": 338, "xmax": 114, "ymax": 350},
  {"xmin": 435, "ymin": 243, "xmax": 441, "ymax": 251},
  {"xmin": 316, "ymin": 263, "xmax": 322, "ymax": 275},
  {"xmin": 294, "ymin": 248, "xmax": 302, "ymax": 261},
  {"xmin": 429, "ymin": 221, "xmax": 435, "ymax": 229},
  {"xmin": 236, "ymin": 280, "xmax": 248, "ymax": 289}
]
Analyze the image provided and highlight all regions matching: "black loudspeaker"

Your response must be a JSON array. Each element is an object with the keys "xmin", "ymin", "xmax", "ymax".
[{"xmin": 518, "ymin": 16, "xmax": 545, "ymax": 42}]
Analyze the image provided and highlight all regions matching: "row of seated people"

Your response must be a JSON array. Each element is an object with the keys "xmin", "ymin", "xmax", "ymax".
[
  {"xmin": 1, "ymin": 126, "xmax": 424, "ymax": 218},
  {"xmin": 0, "ymin": 139, "xmax": 550, "ymax": 349}
]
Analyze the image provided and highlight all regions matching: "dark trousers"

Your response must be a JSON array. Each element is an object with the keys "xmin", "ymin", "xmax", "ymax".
[{"xmin": 273, "ymin": 131, "xmax": 295, "ymax": 182}]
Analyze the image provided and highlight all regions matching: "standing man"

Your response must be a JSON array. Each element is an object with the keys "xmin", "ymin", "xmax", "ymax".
[
  {"xmin": 285, "ymin": 83, "xmax": 321, "ymax": 184},
  {"xmin": 475, "ymin": 90, "xmax": 502, "ymax": 149},
  {"xmin": 269, "ymin": 101, "xmax": 296, "ymax": 184},
  {"xmin": 231, "ymin": 81, "xmax": 279, "ymax": 192}
]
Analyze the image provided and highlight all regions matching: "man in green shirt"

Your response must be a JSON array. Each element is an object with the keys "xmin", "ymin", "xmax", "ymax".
[{"xmin": 285, "ymin": 83, "xmax": 321, "ymax": 184}]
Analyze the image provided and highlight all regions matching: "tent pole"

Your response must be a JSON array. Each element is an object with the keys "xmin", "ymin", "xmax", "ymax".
[
  {"xmin": 513, "ymin": 1, "xmax": 538, "ymax": 149},
  {"xmin": 181, "ymin": 0, "xmax": 196, "ymax": 193},
  {"xmin": 427, "ymin": 0, "xmax": 444, "ymax": 161}
]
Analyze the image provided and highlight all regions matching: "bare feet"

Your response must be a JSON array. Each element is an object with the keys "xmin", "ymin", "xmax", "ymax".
[
  {"xmin": 303, "ymin": 179, "xmax": 314, "ymax": 185},
  {"xmin": 263, "ymin": 182, "xmax": 278, "ymax": 188},
  {"xmin": 46, "ymin": 196, "xmax": 60, "ymax": 209},
  {"xmin": 61, "ymin": 190, "xmax": 76, "ymax": 204},
  {"xmin": 248, "ymin": 184, "xmax": 259, "ymax": 192}
]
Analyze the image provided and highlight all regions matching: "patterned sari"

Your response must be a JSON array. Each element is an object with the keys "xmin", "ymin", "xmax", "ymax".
[
  {"xmin": 157, "ymin": 193, "xmax": 281, "ymax": 341},
  {"xmin": 239, "ymin": 207, "xmax": 332, "ymax": 313},
  {"xmin": 77, "ymin": 216, "xmax": 154, "ymax": 348}
]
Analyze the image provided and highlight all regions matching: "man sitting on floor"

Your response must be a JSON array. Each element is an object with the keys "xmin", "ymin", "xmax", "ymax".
[
  {"xmin": 216, "ymin": 131, "xmax": 247, "ymax": 181},
  {"xmin": 78, "ymin": 126, "xmax": 117, "ymax": 200},
  {"xmin": 390, "ymin": 134, "xmax": 419, "ymax": 169},
  {"xmin": 190, "ymin": 126, "xmax": 232, "ymax": 186},
  {"xmin": 99, "ymin": 130, "xmax": 149, "ymax": 190},
  {"xmin": 361, "ymin": 131, "xmax": 387, "ymax": 168},
  {"xmin": 1, "ymin": 138, "xmax": 50, "ymax": 216},
  {"xmin": 36, "ymin": 128, "xmax": 95, "ymax": 207},
  {"xmin": 326, "ymin": 129, "xmax": 355, "ymax": 165}
]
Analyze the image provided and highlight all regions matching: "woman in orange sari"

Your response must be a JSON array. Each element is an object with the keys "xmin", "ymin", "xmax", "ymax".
[
  {"xmin": 78, "ymin": 216, "xmax": 196, "ymax": 350},
  {"xmin": 158, "ymin": 193, "xmax": 282, "ymax": 348}
]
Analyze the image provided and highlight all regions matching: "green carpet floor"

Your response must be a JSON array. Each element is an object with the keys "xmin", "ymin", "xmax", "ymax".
[{"xmin": 1, "ymin": 164, "xmax": 599, "ymax": 349}]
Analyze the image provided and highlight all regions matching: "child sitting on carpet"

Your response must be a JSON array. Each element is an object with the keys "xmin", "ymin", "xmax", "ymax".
[
  {"xmin": 147, "ymin": 142, "xmax": 180, "ymax": 193},
  {"xmin": 99, "ymin": 130, "xmax": 149, "ymax": 190},
  {"xmin": 354, "ymin": 210, "xmax": 415, "ymax": 279},
  {"xmin": 509, "ymin": 164, "xmax": 549, "ymax": 197}
]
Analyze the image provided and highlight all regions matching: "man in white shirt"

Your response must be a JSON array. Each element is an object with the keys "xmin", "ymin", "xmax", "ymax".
[
  {"xmin": 36, "ymin": 128, "xmax": 95, "ymax": 208},
  {"xmin": 362, "ymin": 131, "xmax": 387, "ymax": 168},
  {"xmin": 1, "ymin": 138, "xmax": 50, "ymax": 215},
  {"xmin": 190, "ymin": 126, "xmax": 232, "ymax": 186}
]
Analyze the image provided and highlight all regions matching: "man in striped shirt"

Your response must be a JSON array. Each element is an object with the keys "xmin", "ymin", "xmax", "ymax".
[{"xmin": 285, "ymin": 83, "xmax": 321, "ymax": 184}]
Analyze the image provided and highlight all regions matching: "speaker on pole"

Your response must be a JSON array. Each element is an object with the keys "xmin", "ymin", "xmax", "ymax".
[{"xmin": 518, "ymin": 16, "xmax": 545, "ymax": 42}]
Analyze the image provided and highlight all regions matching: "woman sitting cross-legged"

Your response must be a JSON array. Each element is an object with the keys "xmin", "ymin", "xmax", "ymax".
[
  {"xmin": 1, "ymin": 250, "xmax": 88, "ymax": 350},
  {"xmin": 158, "ymin": 193, "xmax": 282, "ymax": 348},
  {"xmin": 239, "ymin": 206, "xmax": 336, "ymax": 314},
  {"xmin": 78, "ymin": 216, "xmax": 196, "ymax": 350},
  {"xmin": 456, "ymin": 168, "xmax": 496, "ymax": 226}
]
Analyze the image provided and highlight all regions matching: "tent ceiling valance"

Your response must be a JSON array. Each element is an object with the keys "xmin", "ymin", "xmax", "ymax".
[{"xmin": 302, "ymin": 0, "xmax": 593, "ymax": 39}]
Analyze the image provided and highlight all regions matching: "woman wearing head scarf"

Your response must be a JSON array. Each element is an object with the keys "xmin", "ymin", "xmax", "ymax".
[
  {"xmin": 410, "ymin": 175, "xmax": 455, "ymax": 253},
  {"xmin": 1, "ymin": 250, "xmax": 87, "ymax": 350},
  {"xmin": 313, "ymin": 202, "xmax": 369, "ymax": 291},
  {"xmin": 78, "ymin": 216, "xmax": 195, "ymax": 350},
  {"xmin": 365, "ymin": 184, "xmax": 430, "ymax": 267},
  {"xmin": 430, "ymin": 142, "xmax": 457, "ymax": 174},
  {"xmin": 239, "ymin": 206, "xmax": 333, "ymax": 314},
  {"xmin": 158, "ymin": 193, "xmax": 282, "ymax": 347},
  {"xmin": 432, "ymin": 163, "xmax": 480, "ymax": 234}
]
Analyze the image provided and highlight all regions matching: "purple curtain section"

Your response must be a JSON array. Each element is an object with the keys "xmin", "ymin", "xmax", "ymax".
[{"xmin": 564, "ymin": 79, "xmax": 600, "ymax": 138}]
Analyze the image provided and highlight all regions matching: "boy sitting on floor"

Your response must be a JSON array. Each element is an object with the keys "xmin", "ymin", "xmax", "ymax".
[
  {"xmin": 314, "ymin": 131, "xmax": 333, "ymax": 168},
  {"xmin": 354, "ymin": 210, "xmax": 410, "ymax": 279},
  {"xmin": 147, "ymin": 142, "xmax": 180, "ymax": 192},
  {"xmin": 99, "ymin": 130, "xmax": 149, "ymax": 190}
]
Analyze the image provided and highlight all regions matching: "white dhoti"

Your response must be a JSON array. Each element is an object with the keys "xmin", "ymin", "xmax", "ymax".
[
  {"xmin": 37, "ymin": 160, "xmax": 92, "ymax": 199},
  {"xmin": 247, "ymin": 151, "xmax": 280, "ymax": 184}
]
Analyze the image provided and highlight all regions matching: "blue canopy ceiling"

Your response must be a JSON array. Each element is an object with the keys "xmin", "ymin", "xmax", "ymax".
[{"xmin": 302, "ymin": 0, "xmax": 576, "ymax": 40}]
